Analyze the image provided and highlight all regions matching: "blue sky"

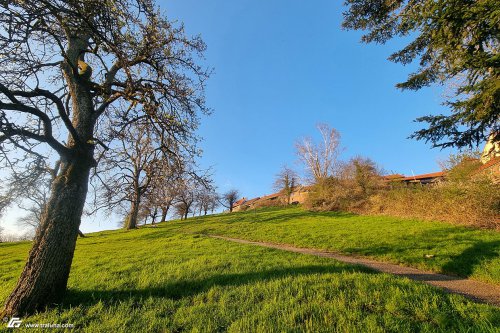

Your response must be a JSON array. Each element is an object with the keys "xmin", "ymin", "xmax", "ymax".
[
  {"xmin": 166, "ymin": 0, "xmax": 455, "ymax": 198},
  {"xmin": 2, "ymin": 0, "xmax": 461, "ymax": 235}
]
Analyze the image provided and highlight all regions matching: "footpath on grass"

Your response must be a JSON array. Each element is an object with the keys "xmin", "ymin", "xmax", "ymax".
[{"xmin": 209, "ymin": 235, "xmax": 500, "ymax": 307}]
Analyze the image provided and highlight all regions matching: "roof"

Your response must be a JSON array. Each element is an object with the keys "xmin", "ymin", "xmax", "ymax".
[
  {"xmin": 296, "ymin": 185, "xmax": 314, "ymax": 192},
  {"xmin": 242, "ymin": 197, "xmax": 260, "ymax": 205},
  {"xmin": 476, "ymin": 156, "xmax": 500, "ymax": 173},
  {"xmin": 259, "ymin": 192, "xmax": 281, "ymax": 201},
  {"xmin": 232, "ymin": 198, "xmax": 247, "ymax": 207},
  {"xmin": 383, "ymin": 174, "xmax": 405, "ymax": 181},
  {"xmin": 401, "ymin": 171, "xmax": 445, "ymax": 181}
]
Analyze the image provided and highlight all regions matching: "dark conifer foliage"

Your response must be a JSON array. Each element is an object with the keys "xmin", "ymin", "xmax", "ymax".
[{"xmin": 343, "ymin": 0, "xmax": 499, "ymax": 148}]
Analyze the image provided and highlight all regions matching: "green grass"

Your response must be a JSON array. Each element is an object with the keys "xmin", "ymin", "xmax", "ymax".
[
  {"xmin": 176, "ymin": 206, "xmax": 500, "ymax": 284},
  {"xmin": 0, "ymin": 207, "xmax": 498, "ymax": 332}
]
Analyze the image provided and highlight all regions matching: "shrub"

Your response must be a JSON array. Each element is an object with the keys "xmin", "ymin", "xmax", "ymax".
[
  {"xmin": 252, "ymin": 198, "xmax": 282, "ymax": 209},
  {"xmin": 304, "ymin": 155, "xmax": 500, "ymax": 229},
  {"xmin": 366, "ymin": 177, "xmax": 499, "ymax": 229},
  {"xmin": 304, "ymin": 157, "xmax": 384, "ymax": 212}
]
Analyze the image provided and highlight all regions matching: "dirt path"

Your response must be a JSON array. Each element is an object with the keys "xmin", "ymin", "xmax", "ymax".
[{"xmin": 209, "ymin": 235, "xmax": 500, "ymax": 307}]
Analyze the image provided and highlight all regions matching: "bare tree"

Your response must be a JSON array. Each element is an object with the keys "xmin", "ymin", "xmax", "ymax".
[
  {"xmin": 141, "ymin": 187, "xmax": 173, "ymax": 224},
  {"xmin": 221, "ymin": 189, "xmax": 240, "ymax": 213},
  {"xmin": 174, "ymin": 178, "xmax": 200, "ymax": 220},
  {"xmin": 17, "ymin": 187, "xmax": 51, "ymax": 231},
  {"xmin": 0, "ymin": 187, "xmax": 12, "ymax": 220},
  {"xmin": 0, "ymin": 159, "xmax": 55, "ymax": 227},
  {"xmin": 139, "ymin": 177, "xmax": 178, "ymax": 224},
  {"xmin": 137, "ymin": 199, "xmax": 159, "ymax": 225},
  {"xmin": 173, "ymin": 202, "xmax": 189, "ymax": 220},
  {"xmin": 145, "ymin": 163, "xmax": 183, "ymax": 223},
  {"xmin": 13, "ymin": 161, "xmax": 59, "ymax": 231},
  {"xmin": 0, "ymin": 1, "xmax": 209, "ymax": 316},
  {"xmin": 5, "ymin": 160, "xmax": 85, "ymax": 237},
  {"xmin": 296, "ymin": 124, "xmax": 342, "ymax": 182},
  {"xmin": 137, "ymin": 161, "xmax": 208, "ymax": 223},
  {"xmin": 98, "ymin": 123, "xmax": 164, "ymax": 230},
  {"xmin": 196, "ymin": 187, "xmax": 219, "ymax": 216},
  {"xmin": 273, "ymin": 166, "xmax": 299, "ymax": 205},
  {"xmin": 155, "ymin": 184, "xmax": 178, "ymax": 222}
]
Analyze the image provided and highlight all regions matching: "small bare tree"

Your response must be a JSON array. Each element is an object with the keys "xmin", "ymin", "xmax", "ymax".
[
  {"xmin": 0, "ymin": 199, "xmax": 8, "ymax": 218},
  {"xmin": 12, "ymin": 161, "xmax": 59, "ymax": 231},
  {"xmin": 273, "ymin": 166, "xmax": 299, "ymax": 205},
  {"xmin": 98, "ymin": 123, "xmax": 165, "ymax": 230},
  {"xmin": 4, "ymin": 161, "xmax": 85, "ymax": 237},
  {"xmin": 174, "ymin": 176, "xmax": 205, "ymax": 220},
  {"xmin": 139, "ymin": 163, "xmax": 209, "ymax": 222},
  {"xmin": 221, "ymin": 189, "xmax": 240, "ymax": 213},
  {"xmin": 174, "ymin": 202, "xmax": 189, "ymax": 220},
  {"xmin": 296, "ymin": 124, "xmax": 342, "ymax": 182},
  {"xmin": 196, "ymin": 187, "xmax": 219, "ymax": 216},
  {"xmin": 0, "ymin": 185, "xmax": 12, "ymax": 220},
  {"xmin": 142, "ymin": 181, "xmax": 177, "ymax": 223},
  {"xmin": 146, "ymin": 163, "xmax": 184, "ymax": 222}
]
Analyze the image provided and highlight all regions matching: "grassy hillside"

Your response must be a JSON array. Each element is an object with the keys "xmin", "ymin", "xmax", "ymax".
[
  {"xmin": 178, "ymin": 206, "xmax": 500, "ymax": 284},
  {"xmin": 0, "ymin": 208, "xmax": 498, "ymax": 332}
]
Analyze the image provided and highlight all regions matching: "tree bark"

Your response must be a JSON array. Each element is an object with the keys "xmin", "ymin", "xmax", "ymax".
[
  {"xmin": 1, "ymin": 158, "xmax": 91, "ymax": 316},
  {"xmin": 151, "ymin": 207, "xmax": 158, "ymax": 224},
  {"xmin": 160, "ymin": 205, "xmax": 169, "ymax": 222},
  {"xmin": 1, "ymin": 33, "xmax": 97, "ymax": 316},
  {"xmin": 127, "ymin": 197, "xmax": 140, "ymax": 229},
  {"xmin": 184, "ymin": 202, "xmax": 190, "ymax": 220}
]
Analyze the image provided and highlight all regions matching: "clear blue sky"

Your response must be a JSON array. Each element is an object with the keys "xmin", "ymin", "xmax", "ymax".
[
  {"xmin": 2, "ymin": 0, "xmax": 461, "ymax": 236},
  {"xmin": 167, "ymin": 0, "xmax": 455, "ymax": 199}
]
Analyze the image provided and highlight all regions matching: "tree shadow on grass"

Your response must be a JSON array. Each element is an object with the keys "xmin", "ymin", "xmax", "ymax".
[
  {"xmin": 251, "ymin": 211, "xmax": 357, "ymax": 225},
  {"xmin": 204, "ymin": 210, "xmax": 357, "ymax": 227},
  {"xmin": 62, "ymin": 264, "xmax": 376, "ymax": 308},
  {"xmin": 442, "ymin": 240, "xmax": 500, "ymax": 278}
]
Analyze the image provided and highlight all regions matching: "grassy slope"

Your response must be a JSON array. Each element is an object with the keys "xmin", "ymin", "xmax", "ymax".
[
  {"xmin": 177, "ymin": 206, "xmax": 500, "ymax": 284},
  {"xmin": 0, "ymin": 209, "xmax": 497, "ymax": 332}
]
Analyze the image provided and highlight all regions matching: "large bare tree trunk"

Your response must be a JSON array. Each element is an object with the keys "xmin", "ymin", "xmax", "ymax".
[
  {"xmin": 1, "ymin": 159, "xmax": 91, "ymax": 316},
  {"xmin": 1, "ymin": 34, "xmax": 96, "ymax": 316}
]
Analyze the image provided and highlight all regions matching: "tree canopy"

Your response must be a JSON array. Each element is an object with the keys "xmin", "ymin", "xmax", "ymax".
[{"xmin": 343, "ymin": 0, "xmax": 499, "ymax": 149}]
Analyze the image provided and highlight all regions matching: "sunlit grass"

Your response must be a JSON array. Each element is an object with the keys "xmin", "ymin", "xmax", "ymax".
[
  {"xmin": 0, "ymin": 207, "xmax": 498, "ymax": 332},
  {"xmin": 177, "ymin": 206, "xmax": 500, "ymax": 283}
]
